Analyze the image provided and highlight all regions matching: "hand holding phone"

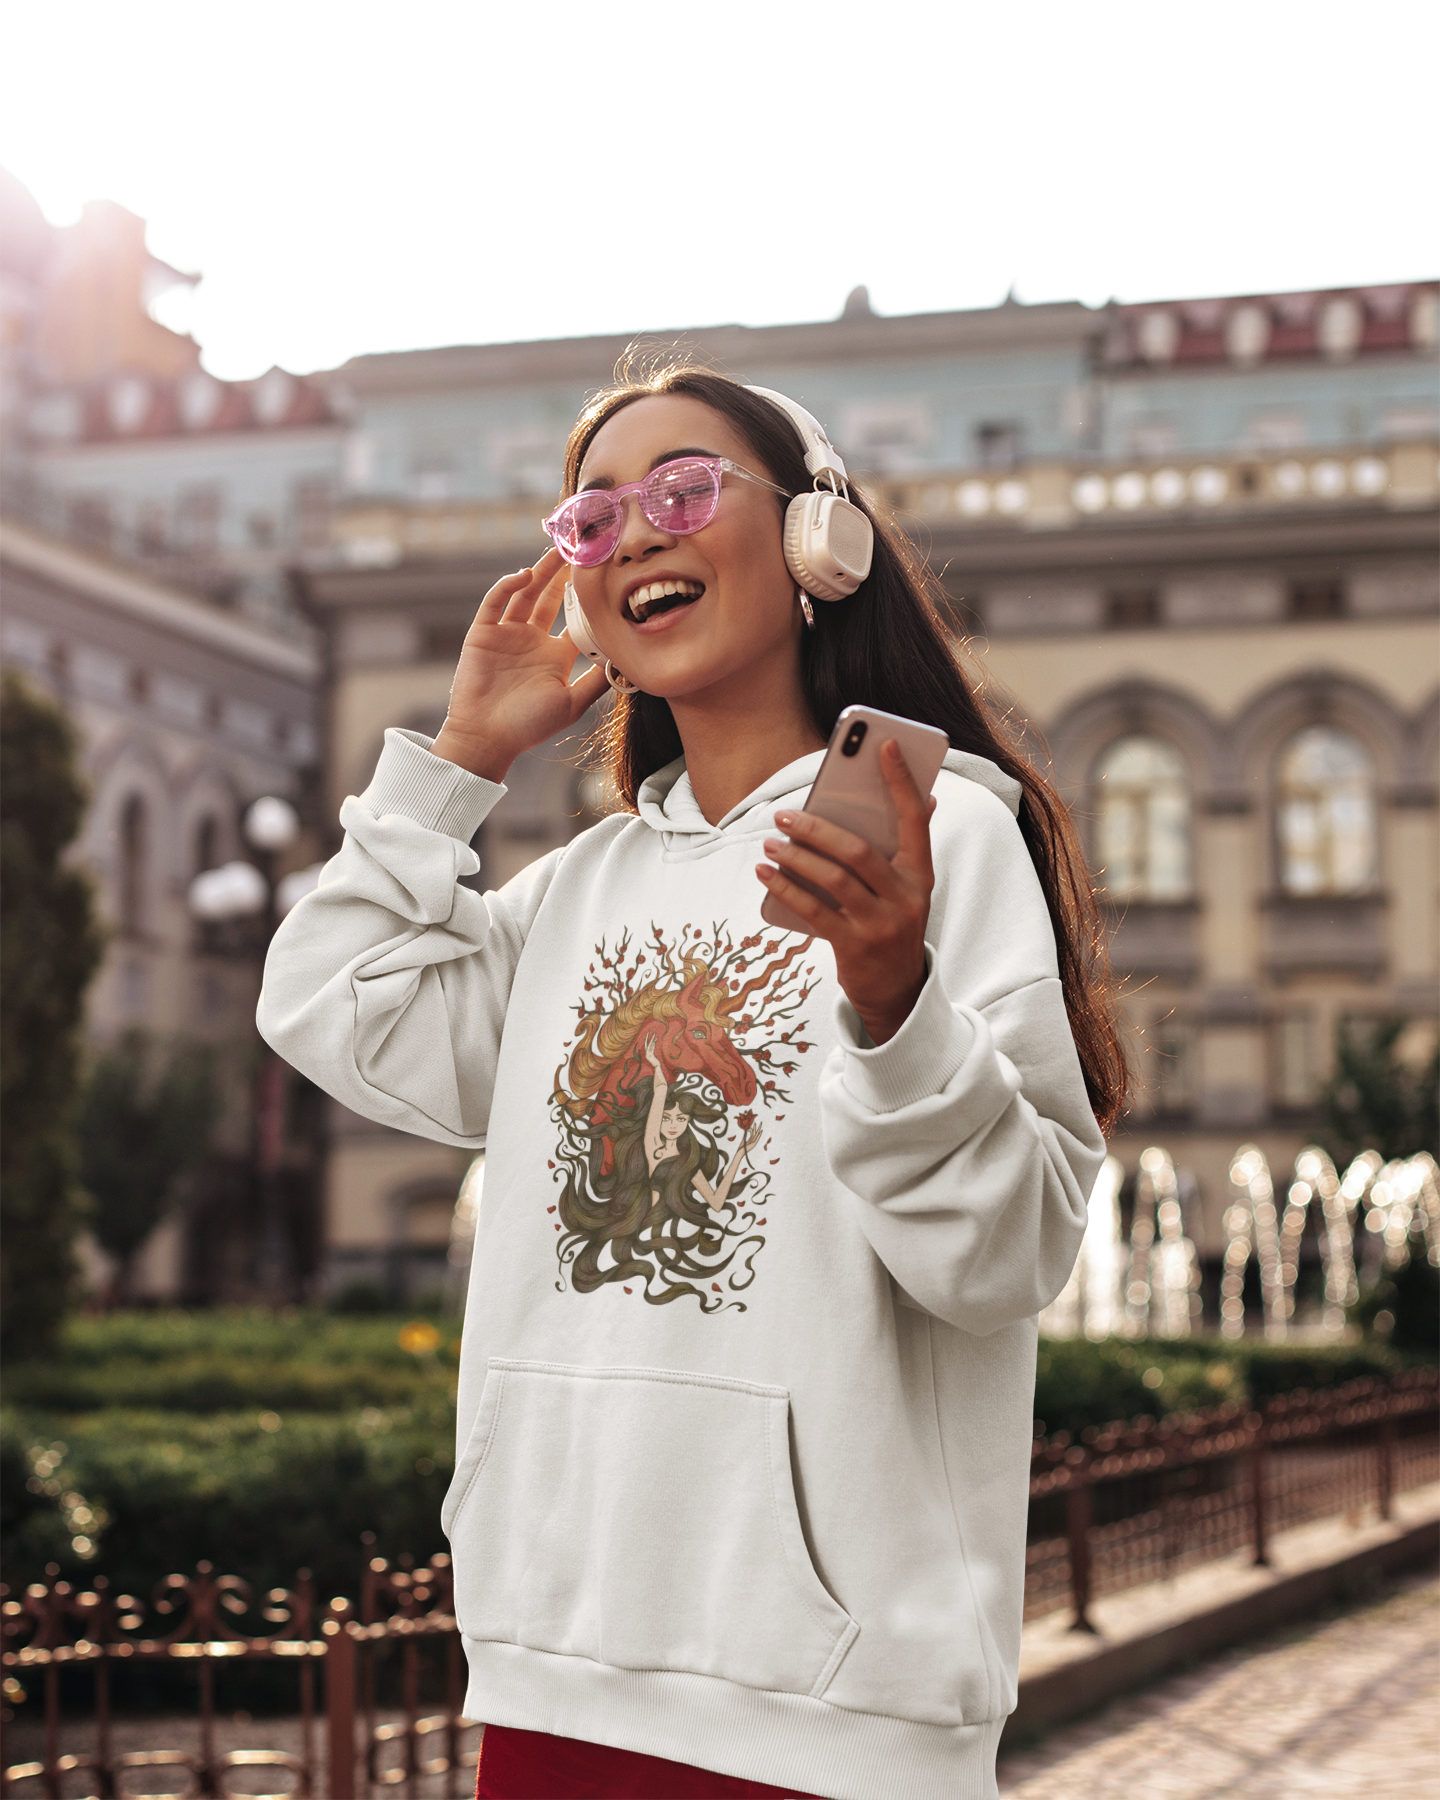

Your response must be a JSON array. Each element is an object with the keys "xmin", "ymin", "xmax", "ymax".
[
  {"xmin": 756, "ymin": 706, "xmax": 948, "ymax": 1045},
  {"xmin": 760, "ymin": 706, "xmax": 948, "ymax": 933}
]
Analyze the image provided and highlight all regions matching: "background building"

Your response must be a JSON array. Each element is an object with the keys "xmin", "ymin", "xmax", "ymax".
[
  {"xmin": 4, "ymin": 162, "xmax": 1435, "ymax": 1308},
  {"xmin": 296, "ymin": 283, "xmax": 1439, "ymax": 1303},
  {"xmin": 1, "ymin": 169, "xmax": 326, "ymax": 1297}
]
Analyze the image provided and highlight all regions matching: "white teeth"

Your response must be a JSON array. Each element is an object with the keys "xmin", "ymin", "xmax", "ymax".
[{"xmin": 628, "ymin": 579, "xmax": 703, "ymax": 620}]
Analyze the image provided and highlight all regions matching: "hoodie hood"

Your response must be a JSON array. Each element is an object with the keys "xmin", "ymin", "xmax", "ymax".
[{"xmin": 636, "ymin": 746, "xmax": 1022, "ymax": 854}]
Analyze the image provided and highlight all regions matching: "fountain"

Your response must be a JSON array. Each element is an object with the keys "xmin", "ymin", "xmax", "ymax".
[
  {"xmin": 1124, "ymin": 1145, "xmax": 1201, "ymax": 1338},
  {"xmin": 1041, "ymin": 1148, "xmax": 1199, "ymax": 1340}
]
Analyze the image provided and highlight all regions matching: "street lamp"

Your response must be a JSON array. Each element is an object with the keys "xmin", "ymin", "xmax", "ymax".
[{"xmin": 186, "ymin": 795, "xmax": 319, "ymax": 1302}]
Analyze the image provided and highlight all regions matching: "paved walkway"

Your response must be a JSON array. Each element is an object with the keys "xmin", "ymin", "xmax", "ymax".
[{"xmin": 999, "ymin": 1571, "xmax": 1440, "ymax": 1799}]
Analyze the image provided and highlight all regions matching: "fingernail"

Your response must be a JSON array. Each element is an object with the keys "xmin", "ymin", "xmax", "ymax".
[
  {"xmin": 762, "ymin": 838, "xmax": 784, "ymax": 855},
  {"xmin": 756, "ymin": 864, "xmax": 774, "ymax": 881},
  {"xmin": 774, "ymin": 811, "xmax": 795, "ymax": 827}
]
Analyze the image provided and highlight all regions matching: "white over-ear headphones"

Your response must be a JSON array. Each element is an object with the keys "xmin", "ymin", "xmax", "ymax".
[
  {"xmin": 743, "ymin": 385, "xmax": 874, "ymax": 603},
  {"xmin": 564, "ymin": 580, "xmax": 602, "ymax": 660},
  {"xmin": 562, "ymin": 385, "xmax": 874, "ymax": 664}
]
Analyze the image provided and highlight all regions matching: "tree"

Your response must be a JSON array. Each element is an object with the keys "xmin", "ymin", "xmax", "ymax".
[
  {"xmin": 0, "ymin": 671, "xmax": 104, "ymax": 1356},
  {"xmin": 1319, "ymin": 1015, "xmax": 1440, "ymax": 1171},
  {"xmin": 78, "ymin": 1032, "xmax": 218, "ymax": 1301},
  {"xmin": 1323, "ymin": 1015, "xmax": 1440, "ymax": 1357}
]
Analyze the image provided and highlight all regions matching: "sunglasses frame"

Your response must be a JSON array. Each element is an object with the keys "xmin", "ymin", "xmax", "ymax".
[{"xmin": 542, "ymin": 455, "xmax": 789, "ymax": 566}]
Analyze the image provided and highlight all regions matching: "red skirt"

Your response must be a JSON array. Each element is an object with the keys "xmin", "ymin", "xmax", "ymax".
[{"xmin": 476, "ymin": 1725, "xmax": 832, "ymax": 1798}]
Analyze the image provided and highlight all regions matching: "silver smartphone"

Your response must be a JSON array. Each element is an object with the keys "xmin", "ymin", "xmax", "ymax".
[{"xmin": 760, "ymin": 705, "xmax": 951, "ymax": 933}]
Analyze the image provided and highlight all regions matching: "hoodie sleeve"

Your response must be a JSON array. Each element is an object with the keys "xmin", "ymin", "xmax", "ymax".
[
  {"xmin": 256, "ymin": 729, "xmax": 562, "ymax": 1148},
  {"xmin": 817, "ymin": 777, "xmax": 1106, "ymax": 1335}
]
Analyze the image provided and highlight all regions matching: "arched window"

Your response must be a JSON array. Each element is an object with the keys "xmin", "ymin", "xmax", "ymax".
[
  {"xmin": 1093, "ymin": 736, "xmax": 1192, "ymax": 900},
  {"xmin": 1277, "ymin": 726, "xmax": 1377, "ymax": 895},
  {"xmin": 118, "ymin": 794, "xmax": 148, "ymax": 936}
]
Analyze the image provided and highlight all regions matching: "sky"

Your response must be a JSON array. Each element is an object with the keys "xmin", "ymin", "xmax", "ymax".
[{"xmin": 1, "ymin": 0, "xmax": 1434, "ymax": 381}]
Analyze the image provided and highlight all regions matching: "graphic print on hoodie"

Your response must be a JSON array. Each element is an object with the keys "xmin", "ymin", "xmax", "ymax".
[{"xmin": 550, "ymin": 922, "xmax": 817, "ymax": 1311}]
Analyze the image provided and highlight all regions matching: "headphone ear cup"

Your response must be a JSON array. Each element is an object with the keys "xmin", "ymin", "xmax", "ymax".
[
  {"xmin": 563, "ymin": 581, "xmax": 602, "ymax": 660},
  {"xmin": 782, "ymin": 492, "xmax": 875, "ymax": 602}
]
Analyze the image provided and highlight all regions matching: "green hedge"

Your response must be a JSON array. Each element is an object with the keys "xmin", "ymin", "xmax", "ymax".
[
  {"xmin": 1033, "ymin": 1336, "xmax": 1401, "ymax": 1439},
  {"xmin": 0, "ymin": 1311, "xmax": 1410, "ymax": 1607},
  {"xmin": 3, "ymin": 1309, "xmax": 459, "ymax": 1415},
  {"xmin": 2, "ymin": 1310, "xmax": 461, "ymax": 1604},
  {"xmin": 2, "ymin": 1404, "xmax": 455, "ymax": 1607}
]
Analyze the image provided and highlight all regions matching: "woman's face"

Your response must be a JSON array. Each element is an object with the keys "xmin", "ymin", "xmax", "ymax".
[
  {"xmin": 659, "ymin": 1104, "xmax": 689, "ymax": 1144},
  {"xmin": 571, "ymin": 395, "xmax": 800, "ymax": 700}
]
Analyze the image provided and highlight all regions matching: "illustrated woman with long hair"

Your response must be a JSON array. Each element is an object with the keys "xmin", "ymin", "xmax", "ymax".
[
  {"xmin": 641, "ymin": 1039, "xmax": 761, "ymax": 1210},
  {"xmin": 260, "ymin": 361, "xmax": 1126, "ymax": 1799}
]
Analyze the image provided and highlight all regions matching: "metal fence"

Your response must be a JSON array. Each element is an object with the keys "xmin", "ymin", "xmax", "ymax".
[
  {"xmin": 1024, "ymin": 1369, "xmax": 1439, "ymax": 1629},
  {"xmin": 4, "ymin": 1370, "xmax": 1437, "ymax": 1797},
  {"xmin": 0, "ymin": 1556, "xmax": 477, "ymax": 1799}
]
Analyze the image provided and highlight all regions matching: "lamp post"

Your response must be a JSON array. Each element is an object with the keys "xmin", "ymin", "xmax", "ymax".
[{"xmin": 187, "ymin": 796, "xmax": 321, "ymax": 1302}]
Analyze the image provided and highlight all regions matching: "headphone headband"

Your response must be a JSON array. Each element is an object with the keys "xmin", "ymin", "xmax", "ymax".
[{"xmin": 745, "ymin": 385, "xmax": 850, "ymax": 492}]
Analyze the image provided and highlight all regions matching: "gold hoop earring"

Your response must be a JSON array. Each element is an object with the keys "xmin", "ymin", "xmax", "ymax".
[
  {"xmin": 604, "ymin": 659, "xmax": 640, "ymax": 695},
  {"xmin": 797, "ymin": 589, "xmax": 816, "ymax": 631}
]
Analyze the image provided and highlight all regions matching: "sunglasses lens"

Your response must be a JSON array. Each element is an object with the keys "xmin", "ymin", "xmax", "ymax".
[
  {"xmin": 642, "ymin": 459, "xmax": 721, "ymax": 534},
  {"xmin": 551, "ymin": 491, "xmax": 621, "ymax": 565}
]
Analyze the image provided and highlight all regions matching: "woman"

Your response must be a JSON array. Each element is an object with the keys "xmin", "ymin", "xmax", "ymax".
[
  {"xmin": 642, "ymin": 1039, "xmax": 763, "ymax": 1214},
  {"xmin": 258, "ymin": 363, "xmax": 1125, "ymax": 1800},
  {"xmin": 556, "ymin": 1037, "xmax": 764, "ymax": 1308}
]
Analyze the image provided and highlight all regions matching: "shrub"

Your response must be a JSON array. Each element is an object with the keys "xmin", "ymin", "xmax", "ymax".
[
  {"xmin": 2, "ymin": 1404, "xmax": 455, "ymax": 1605},
  {"xmin": 1032, "ymin": 1335, "xmax": 1400, "ymax": 1438}
]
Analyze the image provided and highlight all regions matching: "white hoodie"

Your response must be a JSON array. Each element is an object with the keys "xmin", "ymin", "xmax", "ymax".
[{"xmin": 257, "ymin": 728, "xmax": 1104, "ymax": 1800}]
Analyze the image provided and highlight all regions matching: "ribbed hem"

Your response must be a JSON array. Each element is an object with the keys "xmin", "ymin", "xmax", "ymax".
[
  {"xmin": 461, "ymin": 1637, "xmax": 1003, "ymax": 1800},
  {"xmin": 359, "ymin": 728, "xmax": 505, "ymax": 842},
  {"xmin": 834, "ymin": 951, "xmax": 976, "ymax": 1115}
]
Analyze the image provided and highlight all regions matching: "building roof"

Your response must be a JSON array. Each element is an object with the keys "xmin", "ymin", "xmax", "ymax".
[
  {"xmin": 332, "ymin": 299, "xmax": 1104, "ymax": 396},
  {"xmin": 0, "ymin": 517, "xmax": 319, "ymax": 682}
]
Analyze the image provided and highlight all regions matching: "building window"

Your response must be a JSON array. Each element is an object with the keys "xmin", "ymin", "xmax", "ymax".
[
  {"xmin": 1273, "ymin": 1012, "xmax": 1315, "ymax": 1107},
  {"xmin": 838, "ymin": 402, "xmax": 932, "ymax": 474},
  {"xmin": 974, "ymin": 421, "xmax": 1024, "ymax": 469},
  {"xmin": 1093, "ymin": 736, "xmax": 1192, "ymax": 900},
  {"xmin": 292, "ymin": 478, "xmax": 333, "ymax": 548},
  {"xmin": 1106, "ymin": 588, "xmax": 1160, "ymax": 629},
  {"xmin": 1276, "ymin": 726, "xmax": 1377, "ymax": 895},
  {"xmin": 69, "ymin": 494, "xmax": 114, "ymax": 553},
  {"xmin": 1288, "ymin": 580, "xmax": 1346, "ymax": 621},
  {"xmin": 175, "ymin": 485, "xmax": 223, "ymax": 551},
  {"xmin": 118, "ymin": 794, "xmax": 148, "ymax": 936},
  {"xmin": 1152, "ymin": 1017, "xmax": 1196, "ymax": 1113}
]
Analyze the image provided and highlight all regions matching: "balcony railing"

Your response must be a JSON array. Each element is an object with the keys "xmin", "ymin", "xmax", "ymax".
[{"xmin": 879, "ymin": 439, "xmax": 1439, "ymax": 532}]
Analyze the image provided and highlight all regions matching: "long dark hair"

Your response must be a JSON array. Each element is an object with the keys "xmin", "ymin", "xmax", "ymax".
[
  {"xmin": 553, "ymin": 1074, "xmax": 763, "ymax": 1311},
  {"xmin": 561, "ymin": 359, "xmax": 1128, "ymax": 1134}
]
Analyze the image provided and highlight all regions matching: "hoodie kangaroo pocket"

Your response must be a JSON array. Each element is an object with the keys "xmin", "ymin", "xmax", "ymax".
[{"xmin": 442, "ymin": 1359, "xmax": 858, "ymax": 1700}]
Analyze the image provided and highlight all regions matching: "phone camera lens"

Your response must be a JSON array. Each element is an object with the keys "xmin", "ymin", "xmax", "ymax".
[{"xmin": 841, "ymin": 722, "xmax": 867, "ymax": 758}]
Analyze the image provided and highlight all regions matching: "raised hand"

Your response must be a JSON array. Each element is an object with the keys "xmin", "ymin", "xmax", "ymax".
[
  {"xmin": 431, "ymin": 548, "xmax": 610, "ymax": 782},
  {"xmin": 756, "ymin": 739, "xmax": 937, "ymax": 1045}
]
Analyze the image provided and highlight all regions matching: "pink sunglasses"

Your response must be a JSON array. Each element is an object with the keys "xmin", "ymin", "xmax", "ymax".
[{"xmin": 542, "ymin": 455, "xmax": 787, "ymax": 566}]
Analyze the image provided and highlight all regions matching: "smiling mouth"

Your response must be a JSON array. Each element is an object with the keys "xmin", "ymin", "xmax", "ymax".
[{"xmin": 627, "ymin": 579, "xmax": 705, "ymax": 624}]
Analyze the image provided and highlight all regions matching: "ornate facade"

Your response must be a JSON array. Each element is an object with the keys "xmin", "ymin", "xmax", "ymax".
[{"xmin": 4, "ymin": 157, "xmax": 1434, "ymax": 1303}]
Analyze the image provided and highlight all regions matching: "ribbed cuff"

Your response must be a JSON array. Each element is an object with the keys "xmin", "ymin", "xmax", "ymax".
[
  {"xmin": 835, "ymin": 950, "xmax": 975, "ymax": 1114},
  {"xmin": 359, "ymin": 728, "xmax": 506, "ymax": 842}
]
